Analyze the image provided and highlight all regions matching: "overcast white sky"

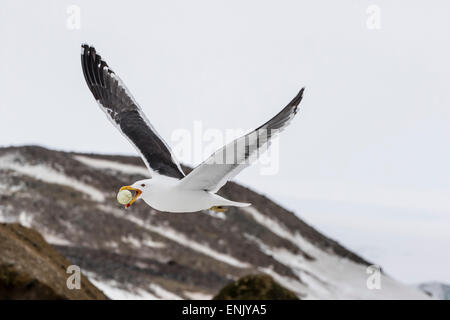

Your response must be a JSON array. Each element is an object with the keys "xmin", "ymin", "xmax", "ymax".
[{"xmin": 1, "ymin": 0, "xmax": 449, "ymax": 285}]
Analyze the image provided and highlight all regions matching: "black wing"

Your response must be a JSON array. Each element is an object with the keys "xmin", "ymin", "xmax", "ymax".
[{"xmin": 81, "ymin": 44, "xmax": 185, "ymax": 179}]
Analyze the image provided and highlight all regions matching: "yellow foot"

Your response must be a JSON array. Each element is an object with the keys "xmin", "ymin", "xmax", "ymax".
[{"xmin": 209, "ymin": 206, "xmax": 228, "ymax": 213}]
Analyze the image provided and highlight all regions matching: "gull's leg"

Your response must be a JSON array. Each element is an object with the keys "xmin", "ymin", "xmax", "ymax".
[{"xmin": 209, "ymin": 206, "xmax": 228, "ymax": 213}]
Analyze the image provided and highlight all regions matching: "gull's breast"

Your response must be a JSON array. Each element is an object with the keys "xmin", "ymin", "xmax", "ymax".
[{"xmin": 142, "ymin": 181, "xmax": 215, "ymax": 213}]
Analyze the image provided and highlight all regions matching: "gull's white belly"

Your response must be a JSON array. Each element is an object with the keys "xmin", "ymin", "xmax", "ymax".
[
  {"xmin": 136, "ymin": 176, "xmax": 250, "ymax": 213},
  {"xmin": 141, "ymin": 185, "xmax": 216, "ymax": 213}
]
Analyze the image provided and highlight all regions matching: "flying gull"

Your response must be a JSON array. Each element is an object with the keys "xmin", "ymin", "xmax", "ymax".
[{"xmin": 81, "ymin": 44, "xmax": 304, "ymax": 213}]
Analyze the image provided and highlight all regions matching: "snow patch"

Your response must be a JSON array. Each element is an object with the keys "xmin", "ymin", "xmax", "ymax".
[
  {"xmin": 0, "ymin": 205, "xmax": 17, "ymax": 224},
  {"xmin": 94, "ymin": 281, "xmax": 158, "ymax": 300},
  {"xmin": 183, "ymin": 291, "xmax": 213, "ymax": 300},
  {"xmin": 99, "ymin": 205, "xmax": 250, "ymax": 269},
  {"xmin": 0, "ymin": 153, "xmax": 104, "ymax": 202},
  {"xmin": 86, "ymin": 273, "xmax": 158, "ymax": 300},
  {"xmin": 0, "ymin": 182, "xmax": 24, "ymax": 195},
  {"xmin": 418, "ymin": 282, "xmax": 450, "ymax": 300},
  {"xmin": 242, "ymin": 207, "xmax": 303, "ymax": 250},
  {"xmin": 74, "ymin": 155, "xmax": 150, "ymax": 177},
  {"xmin": 243, "ymin": 207, "xmax": 428, "ymax": 299},
  {"xmin": 104, "ymin": 241, "xmax": 119, "ymax": 249},
  {"xmin": 149, "ymin": 283, "xmax": 182, "ymax": 300},
  {"xmin": 86, "ymin": 272, "xmax": 182, "ymax": 300},
  {"xmin": 134, "ymin": 219, "xmax": 251, "ymax": 269},
  {"xmin": 204, "ymin": 210, "xmax": 226, "ymax": 220},
  {"xmin": 43, "ymin": 234, "xmax": 71, "ymax": 246},
  {"xmin": 18, "ymin": 211, "xmax": 33, "ymax": 228},
  {"xmin": 121, "ymin": 234, "xmax": 165, "ymax": 249},
  {"xmin": 0, "ymin": 209, "xmax": 34, "ymax": 228},
  {"xmin": 142, "ymin": 237, "xmax": 166, "ymax": 248},
  {"xmin": 121, "ymin": 235, "xmax": 142, "ymax": 248},
  {"xmin": 258, "ymin": 266, "xmax": 306, "ymax": 297}
]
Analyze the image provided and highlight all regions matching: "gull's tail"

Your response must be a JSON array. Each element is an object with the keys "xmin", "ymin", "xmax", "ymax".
[
  {"xmin": 213, "ymin": 194, "xmax": 251, "ymax": 208},
  {"xmin": 226, "ymin": 200, "xmax": 252, "ymax": 208}
]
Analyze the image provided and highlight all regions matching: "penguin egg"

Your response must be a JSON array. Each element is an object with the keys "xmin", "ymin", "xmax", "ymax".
[{"xmin": 117, "ymin": 189, "xmax": 133, "ymax": 205}]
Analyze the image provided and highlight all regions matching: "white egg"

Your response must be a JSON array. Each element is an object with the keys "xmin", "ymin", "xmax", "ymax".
[{"xmin": 117, "ymin": 189, "xmax": 133, "ymax": 205}]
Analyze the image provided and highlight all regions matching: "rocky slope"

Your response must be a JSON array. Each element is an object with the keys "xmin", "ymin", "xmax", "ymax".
[
  {"xmin": 418, "ymin": 282, "xmax": 450, "ymax": 300},
  {"xmin": 213, "ymin": 274, "xmax": 298, "ymax": 300},
  {"xmin": 0, "ymin": 223, "xmax": 106, "ymax": 299},
  {"xmin": 0, "ymin": 146, "xmax": 427, "ymax": 299}
]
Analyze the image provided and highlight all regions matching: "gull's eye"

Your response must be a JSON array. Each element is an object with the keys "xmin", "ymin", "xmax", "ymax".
[{"xmin": 141, "ymin": 184, "xmax": 146, "ymax": 187}]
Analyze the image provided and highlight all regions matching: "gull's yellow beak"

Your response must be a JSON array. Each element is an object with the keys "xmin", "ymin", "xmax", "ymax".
[{"xmin": 119, "ymin": 186, "xmax": 142, "ymax": 209}]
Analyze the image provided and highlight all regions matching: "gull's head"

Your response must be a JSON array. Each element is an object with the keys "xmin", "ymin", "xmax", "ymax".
[{"xmin": 118, "ymin": 179, "xmax": 150, "ymax": 208}]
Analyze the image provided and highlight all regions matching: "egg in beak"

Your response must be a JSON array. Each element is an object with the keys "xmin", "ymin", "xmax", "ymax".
[{"xmin": 119, "ymin": 186, "xmax": 142, "ymax": 208}]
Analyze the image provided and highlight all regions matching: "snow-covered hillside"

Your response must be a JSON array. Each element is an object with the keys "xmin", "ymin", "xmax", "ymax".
[
  {"xmin": 0, "ymin": 146, "xmax": 428, "ymax": 299},
  {"xmin": 418, "ymin": 282, "xmax": 450, "ymax": 300}
]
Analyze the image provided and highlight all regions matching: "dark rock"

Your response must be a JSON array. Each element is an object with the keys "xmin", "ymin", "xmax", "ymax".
[
  {"xmin": 213, "ymin": 274, "xmax": 298, "ymax": 300},
  {"xmin": 0, "ymin": 223, "xmax": 107, "ymax": 300}
]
